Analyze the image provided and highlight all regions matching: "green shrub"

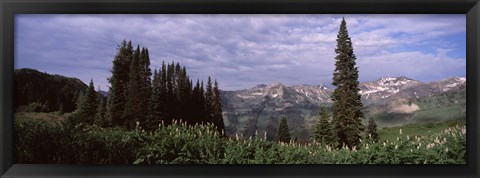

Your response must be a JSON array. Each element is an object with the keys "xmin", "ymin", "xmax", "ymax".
[{"xmin": 15, "ymin": 116, "xmax": 466, "ymax": 164}]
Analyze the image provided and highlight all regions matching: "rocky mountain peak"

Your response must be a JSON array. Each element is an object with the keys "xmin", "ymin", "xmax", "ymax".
[{"xmin": 375, "ymin": 76, "xmax": 418, "ymax": 87}]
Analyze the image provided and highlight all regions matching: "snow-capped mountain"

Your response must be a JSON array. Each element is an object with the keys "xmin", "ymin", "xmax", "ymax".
[
  {"xmin": 359, "ymin": 77, "xmax": 422, "ymax": 102},
  {"xmin": 219, "ymin": 76, "xmax": 466, "ymax": 141},
  {"xmin": 427, "ymin": 77, "xmax": 466, "ymax": 92},
  {"xmin": 291, "ymin": 84, "xmax": 332, "ymax": 104}
]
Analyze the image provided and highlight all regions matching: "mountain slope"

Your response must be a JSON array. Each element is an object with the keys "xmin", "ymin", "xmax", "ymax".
[
  {"xmin": 220, "ymin": 76, "xmax": 466, "ymax": 141},
  {"xmin": 15, "ymin": 68, "xmax": 89, "ymax": 113}
]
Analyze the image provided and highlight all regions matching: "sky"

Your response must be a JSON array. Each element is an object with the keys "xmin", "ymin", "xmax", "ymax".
[{"xmin": 15, "ymin": 14, "xmax": 466, "ymax": 91}]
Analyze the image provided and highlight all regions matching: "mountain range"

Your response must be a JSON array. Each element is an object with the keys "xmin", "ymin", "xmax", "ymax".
[
  {"xmin": 15, "ymin": 68, "xmax": 466, "ymax": 142},
  {"xmin": 220, "ymin": 76, "xmax": 466, "ymax": 141}
]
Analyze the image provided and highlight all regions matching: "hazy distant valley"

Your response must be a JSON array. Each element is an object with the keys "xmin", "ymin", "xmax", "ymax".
[{"xmin": 220, "ymin": 76, "xmax": 466, "ymax": 141}]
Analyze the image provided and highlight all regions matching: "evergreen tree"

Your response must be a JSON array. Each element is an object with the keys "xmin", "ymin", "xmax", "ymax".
[
  {"xmin": 159, "ymin": 61, "xmax": 168, "ymax": 121},
  {"xmin": 190, "ymin": 79, "xmax": 203, "ymax": 124},
  {"xmin": 275, "ymin": 117, "xmax": 291, "ymax": 143},
  {"xmin": 108, "ymin": 40, "xmax": 133, "ymax": 127},
  {"xmin": 165, "ymin": 62, "xmax": 175, "ymax": 124},
  {"xmin": 314, "ymin": 107, "xmax": 334, "ymax": 145},
  {"xmin": 95, "ymin": 96, "xmax": 107, "ymax": 126},
  {"xmin": 205, "ymin": 76, "xmax": 214, "ymax": 123},
  {"xmin": 76, "ymin": 79, "xmax": 98, "ymax": 125},
  {"xmin": 212, "ymin": 80, "xmax": 225, "ymax": 135},
  {"xmin": 331, "ymin": 18, "xmax": 364, "ymax": 149},
  {"xmin": 148, "ymin": 69, "xmax": 163, "ymax": 130},
  {"xmin": 137, "ymin": 47, "xmax": 152, "ymax": 129},
  {"xmin": 366, "ymin": 117, "xmax": 379, "ymax": 142},
  {"xmin": 199, "ymin": 81, "xmax": 206, "ymax": 123},
  {"xmin": 123, "ymin": 46, "xmax": 144, "ymax": 129}
]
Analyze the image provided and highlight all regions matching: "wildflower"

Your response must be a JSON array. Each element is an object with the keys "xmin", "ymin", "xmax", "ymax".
[
  {"xmin": 445, "ymin": 147, "xmax": 448, "ymax": 152},
  {"xmin": 399, "ymin": 129, "xmax": 402, "ymax": 135},
  {"xmin": 410, "ymin": 149, "xmax": 413, "ymax": 152},
  {"xmin": 383, "ymin": 142, "xmax": 386, "ymax": 147},
  {"xmin": 136, "ymin": 121, "xmax": 140, "ymax": 127},
  {"xmin": 407, "ymin": 135, "xmax": 410, "ymax": 140},
  {"xmin": 397, "ymin": 137, "xmax": 399, "ymax": 141},
  {"xmin": 395, "ymin": 144, "xmax": 398, "ymax": 150}
]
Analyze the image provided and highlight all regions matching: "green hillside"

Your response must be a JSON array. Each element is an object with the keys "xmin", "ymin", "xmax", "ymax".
[{"xmin": 378, "ymin": 118, "xmax": 466, "ymax": 142}]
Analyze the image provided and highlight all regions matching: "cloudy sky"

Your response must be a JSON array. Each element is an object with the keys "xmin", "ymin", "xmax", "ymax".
[{"xmin": 15, "ymin": 14, "xmax": 466, "ymax": 91}]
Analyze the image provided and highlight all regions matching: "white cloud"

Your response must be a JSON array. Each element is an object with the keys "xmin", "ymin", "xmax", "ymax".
[{"xmin": 15, "ymin": 14, "xmax": 466, "ymax": 91}]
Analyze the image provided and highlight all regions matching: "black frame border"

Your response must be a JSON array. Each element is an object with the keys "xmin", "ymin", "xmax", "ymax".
[{"xmin": 1, "ymin": 0, "xmax": 479, "ymax": 177}]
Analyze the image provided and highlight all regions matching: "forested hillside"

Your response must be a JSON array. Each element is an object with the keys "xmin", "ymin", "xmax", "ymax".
[{"xmin": 15, "ymin": 68, "xmax": 88, "ymax": 113}]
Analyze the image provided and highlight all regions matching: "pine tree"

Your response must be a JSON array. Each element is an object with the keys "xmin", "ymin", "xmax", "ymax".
[
  {"xmin": 275, "ymin": 117, "xmax": 291, "ymax": 143},
  {"xmin": 148, "ymin": 69, "xmax": 164, "ymax": 130},
  {"xmin": 366, "ymin": 117, "xmax": 379, "ymax": 142},
  {"xmin": 137, "ymin": 47, "xmax": 152, "ymax": 129},
  {"xmin": 212, "ymin": 80, "xmax": 225, "ymax": 135},
  {"xmin": 123, "ymin": 46, "xmax": 143, "ymax": 129},
  {"xmin": 165, "ymin": 62, "xmax": 175, "ymax": 124},
  {"xmin": 331, "ymin": 18, "xmax": 364, "ymax": 149},
  {"xmin": 95, "ymin": 96, "xmax": 107, "ymax": 126},
  {"xmin": 314, "ymin": 107, "xmax": 334, "ymax": 145},
  {"xmin": 108, "ymin": 40, "xmax": 133, "ymax": 127},
  {"xmin": 159, "ymin": 61, "xmax": 167, "ymax": 121},
  {"xmin": 76, "ymin": 79, "xmax": 98, "ymax": 125},
  {"xmin": 205, "ymin": 76, "xmax": 214, "ymax": 123}
]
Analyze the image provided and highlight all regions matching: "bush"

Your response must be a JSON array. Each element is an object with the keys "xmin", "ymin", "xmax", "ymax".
[{"xmin": 15, "ymin": 117, "xmax": 466, "ymax": 164}]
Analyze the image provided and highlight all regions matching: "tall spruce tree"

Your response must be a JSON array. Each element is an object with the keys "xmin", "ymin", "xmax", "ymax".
[
  {"xmin": 314, "ymin": 107, "xmax": 334, "ymax": 145},
  {"xmin": 159, "ymin": 61, "xmax": 168, "ymax": 121},
  {"xmin": 165, "ymin": 62, "xmax": 175, "ymax": 124},
  {"xmin": 212, "ymin": 80, "xmax": 225, "ymax": 134},
  {"xmin": 76, "ymin": 79, "xmax": 98, "ymax": 125},
  {"xmin": 148, "ymin": 69, "xmax": 164, "ymax": 130},
  {"xmin": 138, "ymin": 47, "xmax": 152, "ymax": 129},
  {"xmin": 275, "ymin": 117, "xmax": 291, "ymax": 143},
  {"xmin": 123, "ymin": 46, "xmax": 143, "ymax": 129},
  {"xmin": 366, "ymin": 117, "xmax": 379, "ymax": 142},
  {"xmin": 331, "ymin": 18, "xmax": 364, "ymax": 149},
  {"xmin": 205, "ymin": 76, "xmax": 214, "ymax": 123},
  {"xmin": 108, "ymin": 40, "xmax": 133, "ymax": 127}
]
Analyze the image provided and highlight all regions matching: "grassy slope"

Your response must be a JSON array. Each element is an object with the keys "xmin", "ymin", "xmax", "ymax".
[
  {"xmin": 15, "ymin": 112, "xmax": 66, "ymax": 124},
  {"xmin": 378, "ymin": 118, "xmax": 466, "ymax": 142}
]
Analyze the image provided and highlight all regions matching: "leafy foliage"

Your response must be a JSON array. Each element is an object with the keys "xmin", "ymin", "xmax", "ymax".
[{"xmin": 15, "ymin": 114, "xmax": 466, "ymax": 164}]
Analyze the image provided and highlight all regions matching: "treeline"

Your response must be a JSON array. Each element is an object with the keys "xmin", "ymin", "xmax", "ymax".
[
  {"xmin": 14, "ymin": 68, "xmax": 88, "ymax": 113},
  {"xmin": 73, "ymin": 40, "xmax": 224, "ymax": 133}
]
